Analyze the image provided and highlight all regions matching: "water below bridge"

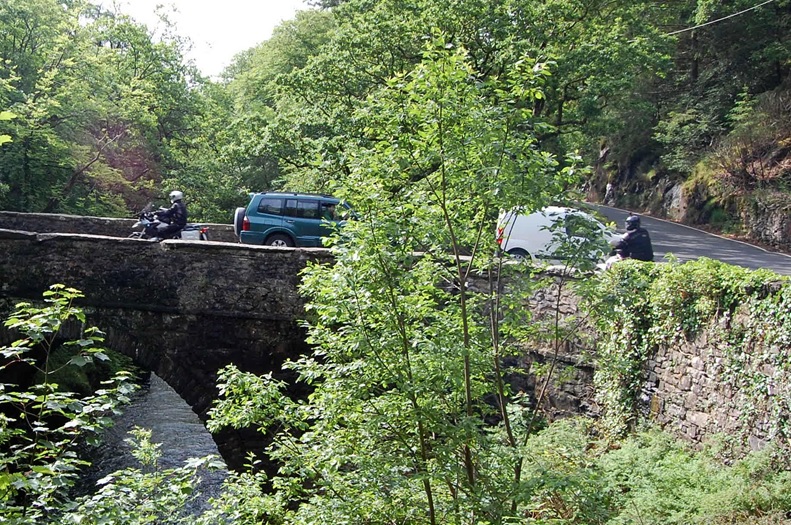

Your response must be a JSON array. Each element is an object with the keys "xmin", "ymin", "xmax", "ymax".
[{"xmin": 82, "ymin": 373, "xmax": 228, "ymax": 515}]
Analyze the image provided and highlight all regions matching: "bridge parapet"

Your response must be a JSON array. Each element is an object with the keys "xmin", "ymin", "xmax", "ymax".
[
  {"xmin": 0, "ymin": 210, "xmax": 237, "ymax": 242},
  {"xmin": 2, "ymin": 222, "xmax": 783, "ymax": 467}
]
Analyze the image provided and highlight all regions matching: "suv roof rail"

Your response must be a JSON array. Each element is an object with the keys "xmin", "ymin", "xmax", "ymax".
[{"xmin": 256, "ymin": 191, "xmax": 336, "ymax": 198}]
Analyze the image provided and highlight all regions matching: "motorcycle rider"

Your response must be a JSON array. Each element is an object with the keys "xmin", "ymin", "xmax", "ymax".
[
  {"xmin": 613, "ymin": 214, "xmax": 654, "ymax": 262},
  {"xmin": 153, "ymin": 190, "xmax": 188, "ymax": 240}
]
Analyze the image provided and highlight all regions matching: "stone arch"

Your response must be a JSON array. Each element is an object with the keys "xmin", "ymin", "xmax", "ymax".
[{"xmin": 0, "ymin": 229, "xmax": 332, "ymax": 469}]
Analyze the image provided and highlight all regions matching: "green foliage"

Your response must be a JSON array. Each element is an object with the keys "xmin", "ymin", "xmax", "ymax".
[
  {"xmin": 587, "ymin": 260, "xmax": 660, "ymax": 437},
  {"xmin": 713, "ymin": 87, "xmax": 791, "ymax": 193},
  {"xmin": 0, "ymin": 284, "xmax": 137, "ymax": 524},
  {"xmin": 0, "ymin": 285, "xmax": 224, "ymax": 525},
  {"xmin": 33, "ymin": 345, "xmax": 137, "ymax": 398},
  {"xmin": 207, "ymin": 36, "xmax": 587, "ymax": 525},
  {"xmin": 597, "ymin": 430, "xmax": 791, "ymax": 525},
  {"xmin": 518, "ymin": 418, "xmax": 614, "ymax": 524},
  {"xmin": 654, "ymin": 108, "xmax": 724, "ymax": 174},
  {"xmin": 194, "ymin": 469, "xmax": 277, "ymax": 525},
  {"xmin": 0, "ymin": 0, "xmax": 203, "ymax": 217}
]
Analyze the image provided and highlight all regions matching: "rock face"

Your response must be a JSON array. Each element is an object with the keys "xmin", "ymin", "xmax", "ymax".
[
  {"xmin": 606, "ymin": 175, "xmax": 791, "ymax": 253},
  {"xmin": 741, "ymin": 198, "xmax": 791, "ymax": 252}
]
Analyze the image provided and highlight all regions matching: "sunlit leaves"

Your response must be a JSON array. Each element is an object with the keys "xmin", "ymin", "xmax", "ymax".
[
  {"xmin": 0, "ymin": 110, "xmax": 14, "ymax": 146},
  {"xmin": 0, "ymin": 285, "xmax": 137, "ymax": 524}
]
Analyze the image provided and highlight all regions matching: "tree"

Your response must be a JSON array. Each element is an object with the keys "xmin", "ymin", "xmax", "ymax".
[
  {"xmin": 0, "ymin": 1, "xmax": 203, "ymax": 217},
  {"xmin": 207, "ymin": 38, "xmax": 588, "ymax": 524},
  {"xmin": 215, "ymin": 0, "xmax": 671, "ymax": 196}
]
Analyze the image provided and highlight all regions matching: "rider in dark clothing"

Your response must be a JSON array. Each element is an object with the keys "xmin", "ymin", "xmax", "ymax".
[
  {"xmin": 155, "ymin": 190, "xmax": 188, "ymax": 239},
  {"xmin": 619, "ymin": 214, "xmax": 654, "ymax": 261}
]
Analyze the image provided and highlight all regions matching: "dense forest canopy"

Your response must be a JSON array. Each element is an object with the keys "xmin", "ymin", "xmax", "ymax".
[{"xmin": 1, "ymin": 0, "xmax": 789, "ymax": 225}]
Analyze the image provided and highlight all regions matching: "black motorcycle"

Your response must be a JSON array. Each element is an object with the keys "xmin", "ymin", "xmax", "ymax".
[{"xmin": 129, "ymin": 208, "xmax": 209, "ymax": 241}]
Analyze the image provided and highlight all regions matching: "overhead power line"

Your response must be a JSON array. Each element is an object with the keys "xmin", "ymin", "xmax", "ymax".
[{"xmin": 666, "ymin": 0, "xmax": 777, "ymax": 36}]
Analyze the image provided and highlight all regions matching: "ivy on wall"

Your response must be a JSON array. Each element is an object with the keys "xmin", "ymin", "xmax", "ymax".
[{"xmin": 586, "ymin": 257, "xmax": 789, "ymax": 448}]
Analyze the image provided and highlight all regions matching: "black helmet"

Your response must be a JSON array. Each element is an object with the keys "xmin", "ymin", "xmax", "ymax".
[{"xmin": 625, "ymin": 215, "xmax": 640, "ymax": 230}]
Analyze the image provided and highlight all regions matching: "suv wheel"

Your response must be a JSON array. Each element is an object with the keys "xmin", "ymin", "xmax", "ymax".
[
  {"xmin": 233, "ymin": 207, "xmax": 246, "ymax": 238},
  {"xmin": 266, "ymin": 233, "xmax": 295, "ymax": 247}
]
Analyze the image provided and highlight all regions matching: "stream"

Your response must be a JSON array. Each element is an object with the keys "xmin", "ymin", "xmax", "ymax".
[{"xmin": 80, "ymin": 372, "xmax": 228, "ymax": 515}]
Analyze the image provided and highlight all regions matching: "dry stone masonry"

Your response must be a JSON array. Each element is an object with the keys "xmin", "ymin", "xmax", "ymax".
[{"xmin": 0, "ymin": 224, "xmax": 331, "ymax": 469}]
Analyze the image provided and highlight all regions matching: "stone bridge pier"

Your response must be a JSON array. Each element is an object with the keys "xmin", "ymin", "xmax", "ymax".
[{"xmin": 0, "ymin": 229, "xmax": 332, "ymax": 469}]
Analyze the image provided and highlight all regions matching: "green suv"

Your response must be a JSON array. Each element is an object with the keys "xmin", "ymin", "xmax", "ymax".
[{"xmin": 233, "ymin": 192, "xmax": 349, "ymax": 247}]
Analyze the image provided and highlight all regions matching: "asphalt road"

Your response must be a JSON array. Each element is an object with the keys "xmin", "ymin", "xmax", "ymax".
[{"xmin": 589, "ymin": 204, "xmax": 791, "ymax": 277}]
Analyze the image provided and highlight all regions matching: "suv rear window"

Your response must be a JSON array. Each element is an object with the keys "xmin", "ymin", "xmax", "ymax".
[{"xmin": 258, "ymin": 197, "xmax": 283, "ymax": 215}]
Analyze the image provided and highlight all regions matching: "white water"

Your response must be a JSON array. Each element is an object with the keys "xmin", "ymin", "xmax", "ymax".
[{"xmin": 81, "ymin": 373, "xmax": 228, "ymax": 514}]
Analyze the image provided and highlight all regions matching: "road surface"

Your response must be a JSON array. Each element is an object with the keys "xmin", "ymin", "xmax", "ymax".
[{"xmin": 590, "ymin": 204, "xmax": 791, "ymax": 277}]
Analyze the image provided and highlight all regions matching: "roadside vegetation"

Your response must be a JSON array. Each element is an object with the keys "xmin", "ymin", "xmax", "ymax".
[{"xmin": 1, "ymin": 0, "xmax": 791, "ymax": 523}]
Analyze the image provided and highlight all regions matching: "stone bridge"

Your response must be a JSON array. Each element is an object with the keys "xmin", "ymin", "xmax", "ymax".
[
  {"xmin": 0, "ymin": 211, "xmax": 784, "ymax": 468},
  {"xmin": 0, "ymin": 212, "xmax": 330, "ymax": 469}
]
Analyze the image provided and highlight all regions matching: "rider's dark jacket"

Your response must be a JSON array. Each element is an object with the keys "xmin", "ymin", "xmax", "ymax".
[
  {"xmin": 621, "ymin": 226, "xmax": 654, "ymax": 262},
  {"xmin": 158, "ymin": 200, "xmax": 188, "ymax": 227}
]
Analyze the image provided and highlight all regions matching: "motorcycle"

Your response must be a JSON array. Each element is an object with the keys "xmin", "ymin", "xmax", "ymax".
[{"xmin": 129, "ymin": 206, "xmax": 210, "ymax": 241}]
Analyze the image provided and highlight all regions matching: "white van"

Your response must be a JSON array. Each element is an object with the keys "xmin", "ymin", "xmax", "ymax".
[{"xmin": 495, "ymin": 206, "xmax": 618, "ymax": 262}]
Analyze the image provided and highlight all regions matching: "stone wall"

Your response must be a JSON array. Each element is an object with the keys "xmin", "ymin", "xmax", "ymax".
[
  {"xmin": 516, "ymin": 278, "xmax": 599, "ymax": 420},
  {"xmin": 605, "ymin": 173, "xmax": 791, "ymax": 253},
  {"xmin": 523, "ymin": 279, "xmax": 786, "ymax": 453},
  {"xmin": 642, "ymin": 308, "xmax": 786, "ymax": 452},
  {"xmin": 0, "ymin": 228, "xmax": 332, "ymax": 469},
  {"xmin": 0, "ymin": 211, "xmax": 238, "ymax": 243}
]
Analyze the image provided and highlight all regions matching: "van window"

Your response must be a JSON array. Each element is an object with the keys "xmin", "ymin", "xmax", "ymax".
[
  {"xmin": 299, "ymin": 201, "xmax": 319, "ymax": 218},
  {"xmin": 258, "ymin": 198, "xmax": 283, "ymax": 215}
]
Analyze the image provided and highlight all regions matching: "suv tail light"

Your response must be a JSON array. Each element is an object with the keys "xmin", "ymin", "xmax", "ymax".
[
  {"xmin": 242, "ymin": 216, "xmax": 250, "ymax": 231},
  {"xmin": 496, "ymin": 226, "xmax": 504, "ymax": 246}
]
